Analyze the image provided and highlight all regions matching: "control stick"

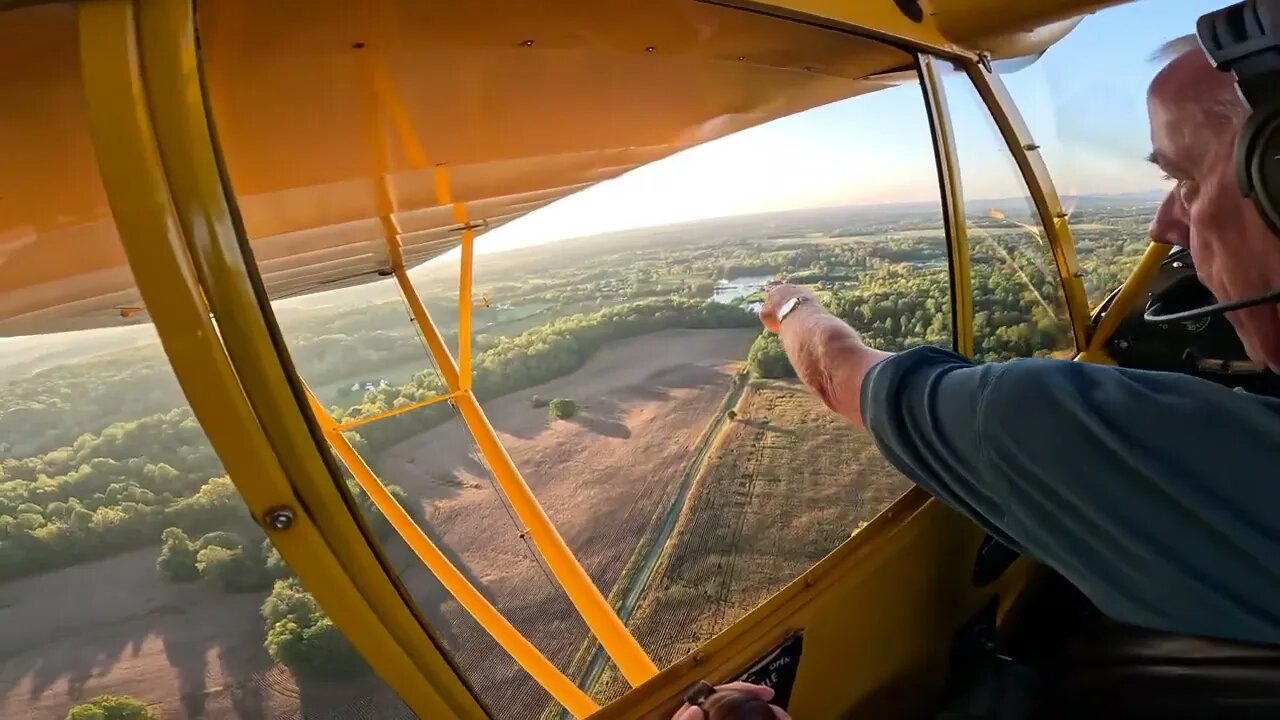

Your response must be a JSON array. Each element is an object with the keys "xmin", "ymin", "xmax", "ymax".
[{"xmin": 684, "ymin": 681, "xmax": 778, "ymax": 720}]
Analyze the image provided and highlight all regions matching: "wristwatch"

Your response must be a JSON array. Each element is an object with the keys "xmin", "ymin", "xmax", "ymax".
[{"xmin": 776, "ymin": 296, "xmax": 806, "ymax": 326}]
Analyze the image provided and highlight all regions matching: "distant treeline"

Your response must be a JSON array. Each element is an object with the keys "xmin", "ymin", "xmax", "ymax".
[
  {"xmin": 0, "ymin": 298, "xmax": 753, "ymax": 582},
  {"xmin": 747, "ymin": 234, "xmax": 1077, "ymax": 378},
  {"xmin": 0, "ymin": 219, "xmax": 1145, "ymax": 582},
  {"xmin": 331, "ymin": 297, "xmax": 757, "ymax": 453}
]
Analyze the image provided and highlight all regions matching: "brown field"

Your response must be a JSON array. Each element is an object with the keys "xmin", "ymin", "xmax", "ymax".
[
  {"xmin": 595, "ymin": 379, "xmax": 911, "ymax": 699},
  {"xmin": 0, "ymin": 545, "xmax": 410, "ymax": 720},
  {"xmin": 375, "ymin": 328, "xmax": 757, "ymax": 717},
  {"xmin": 0, "ymin": 328, "xmax": 755, "ymax": 719}
]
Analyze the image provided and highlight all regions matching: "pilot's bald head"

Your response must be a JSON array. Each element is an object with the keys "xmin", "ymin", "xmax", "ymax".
[
  {"xmin": 1148, "ymin": 39, "xmax": 1245, "ymax": 129},
  {"xmin": 1146, "ymin": 36, "xmax": 1280, "ymax": 371}
]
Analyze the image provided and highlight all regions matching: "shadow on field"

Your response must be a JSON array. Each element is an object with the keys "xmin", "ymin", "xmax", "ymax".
[
  {"xmin": 11, "ymin": 619, "xmax": 154, "ymax": 705},
  {"xmin": 0, "ymin": 590, "xmax": 272, "ymax": 720},
  {"xmin": 499, "ymin": 360, "xmax": 727, "ymax": 442},
  {"xmin": 292, "ymin": 672, "xmax": 417, "ymax": 720},
  {"xmin": 161, "ymin": 613, "xmax": 272, "ymax": 720},
  {"xmin": 569, "ymin": 411, "xmax": 632, "ymax": 439},
  {"xmin": 738, "ymin": 418, "xmax": 799, "ymax": 436}
]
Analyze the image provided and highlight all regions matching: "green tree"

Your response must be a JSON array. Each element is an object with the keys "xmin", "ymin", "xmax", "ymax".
[
  {"xmin": 196, "ymin": 545, "xmax": 272, "ymax": 593},
  {"xmin": 262, "ymin": 578, "xmax": 366, "ymax": 677},
  {"xmin": 194, "ymin": 530, "xmax": 245, "ymax": 552},
  {"xmin": 548, "ymin": 398, "xmax": 577, "ymax": 420},
  {"xmin": 156, "ymin": 527, "xmax": 199, "ymax": 582},
  {"xmin": 746, "ymin": 332, "xmax": 794, "ymax": 378},
  {"xmin": 262, "ymin": 539, "xmax": 293, "ymax": 579},
  {"xmin": 64, "ymin": 694, "xmax": 155, "ymax": 720}
]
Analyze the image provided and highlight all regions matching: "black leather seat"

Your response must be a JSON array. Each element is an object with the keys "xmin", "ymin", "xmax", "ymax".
[
  {"xmin": 950, "ymin": 551, "xmax": 1280, "ymax": 720},
  {"xmin": 1034, "ymin": 620, "xmax": 1280, "ymax": 720}
]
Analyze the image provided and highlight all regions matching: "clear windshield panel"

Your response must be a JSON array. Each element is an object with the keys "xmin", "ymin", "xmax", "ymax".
[
  {"xmin": 996, "ymin": 0, "xmax": 1216, "ymax": 306},
  {"xmin": 201, "ymin": 0, "xmax": 952, "ymax": 714},
  {"xmin": 938, "ymin": 65, "xmax": 1077, "ymax": 361},
  {"xmin": 274, "ymin": 276, "xmax": 445, "ymax": 409},
  {"xmin": 460, "ymin": 68, "xmax": 945, "ymax": 702}
]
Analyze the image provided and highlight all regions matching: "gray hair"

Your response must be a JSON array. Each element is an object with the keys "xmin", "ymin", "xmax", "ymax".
[
  {"xmin": 1152, "ymin": 33, "xmax": 1203, "ymax": 63},
  {"xmin": 1152, "ymin": 32, "xmax": 1248, "ymax": 121}
]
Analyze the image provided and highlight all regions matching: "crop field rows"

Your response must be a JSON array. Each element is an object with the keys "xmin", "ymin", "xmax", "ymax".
[{"xmin": 595, "ymin": 380, "xmax": 912, "ymax": 700}]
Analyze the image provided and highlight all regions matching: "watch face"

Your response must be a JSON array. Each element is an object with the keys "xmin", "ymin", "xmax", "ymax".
[{"xmin": 779, "ymin": 297, "xmax": 800, "ymax": 321}]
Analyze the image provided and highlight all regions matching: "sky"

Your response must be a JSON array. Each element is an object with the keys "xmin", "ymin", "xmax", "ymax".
[
  {"xmin": 462, "ymin": 0, "xmax": 1223, "ymax": 256},
  {"xmin": 0, "ymin": 0, "xmax": 1227, "ymax": 354}
]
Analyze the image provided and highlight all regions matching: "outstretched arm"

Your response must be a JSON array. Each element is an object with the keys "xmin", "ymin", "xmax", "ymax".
[{"xmin": 760, "ymin": 284, "xmax": 892, "ymax": 427}]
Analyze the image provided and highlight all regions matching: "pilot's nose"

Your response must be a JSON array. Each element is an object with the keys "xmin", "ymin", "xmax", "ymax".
[{"xmin": 1149, "ymin": 190, "xmax": 1190, "ymax": 248}]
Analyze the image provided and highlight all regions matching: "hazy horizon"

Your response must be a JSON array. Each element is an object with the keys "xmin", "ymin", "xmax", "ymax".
[
  {"xmin": 0, "ymin": 0, "xmax": 1214, "ymax": 359},
  {"xmin": 0, "ymin": 187, "xmax": 1164, "ymax": 372}
]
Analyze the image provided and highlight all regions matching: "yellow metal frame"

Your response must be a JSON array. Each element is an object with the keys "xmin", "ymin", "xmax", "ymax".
[
  {"xmin": 919, "ymin": 54, "xmax": 975, "ymax": 358},
  {"xmin": 78, "ymin": 1, "xmax": 487, "ymax": 717},
  {"xmin": 710, "ymin": 0, "xmax": 967, "ymax": 56},
  {"xmin": 1077, "ymin": 242, "xmax": 1174, "ymax": 364},
  {"xmin": 965, "ymin": 62, "xmax": 1093, "ymax": 351},
  {"xmin": 306, "ymin": 390, "xmax": 600, "ymax": 718},
  {"xmin": 307, "ymin": 31, "xmax": 662, "ymax": 704},
  {"xmin": 377, "ymin": 247, "xmax": 660, "ymax": 684},
  {"xmin": 334, "ymin": 391, "xmax": 461, "ymax": 432},
  {"xmin": 586, "ymin": 490, "xmax": 1037, "ymax": 720}
]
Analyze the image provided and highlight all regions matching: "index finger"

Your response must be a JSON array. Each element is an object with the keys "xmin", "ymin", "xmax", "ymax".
[{"xmin": 672, "ymin": 705, "xmax": 705, "ymax": 720}]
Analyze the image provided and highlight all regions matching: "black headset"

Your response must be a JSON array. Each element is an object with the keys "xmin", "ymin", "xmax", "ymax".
[{"xmin": 1144, "ymin": 0, "xmax": 1280, "ymax": 324}]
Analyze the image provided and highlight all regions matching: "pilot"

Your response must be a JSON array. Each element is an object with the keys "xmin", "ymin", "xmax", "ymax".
[
  {"xmin": 669, "ymin": 25, "xmax": 1280, "ymax": 720},
  {"xmin": 753, "ymin": 30, "xmax": 1280, "ymax": 658}
]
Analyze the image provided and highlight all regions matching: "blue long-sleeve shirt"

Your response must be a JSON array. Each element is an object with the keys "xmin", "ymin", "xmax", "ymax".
[{"xmin": 860, "ymin": 346, "xmax": 1280, "ymax": 645}]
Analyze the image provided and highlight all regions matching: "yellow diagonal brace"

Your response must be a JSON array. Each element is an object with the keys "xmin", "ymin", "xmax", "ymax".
[
  {"xmin": 355, "ymin": 32, "xmax": 657, "ymax": 687},
  {"xmin": 450, "ymin": 388, "xmax": 658, "ymax": 684},
  {"xmin": 430, "ymin": 165, "xmax": 475, "ymax": 388},
  {"xmin": 386, "ymin": 237, "xmax": 463, "ymax": 390},
  {"xmin": 1077, "ymin": 242, "xmax": 1173, "ymax": 364},
  {"xmin": 334, "ymin": 391, "xmax": 460, "ymax": 432},
  {"xmin": 307, "ymin": 391, "xmax": 599, "ymax": 719},
  {"xmin": 385, "ymin": 247, "xmax": 658, "ymax": 685},
  {"xmin": 362, "ymin": 46, "xmax": 474, "ymax": 388}
]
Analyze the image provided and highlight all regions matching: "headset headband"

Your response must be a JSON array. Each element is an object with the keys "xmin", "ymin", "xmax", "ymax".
[{"xmin": 1198, "ymin": 0, "xmax": 1280, "ymax": 111}]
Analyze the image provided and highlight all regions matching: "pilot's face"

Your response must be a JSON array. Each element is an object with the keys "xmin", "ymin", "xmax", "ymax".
[{"xmin": 1148, "ymin": 49, "xmax": 1280, "ymax": 371}]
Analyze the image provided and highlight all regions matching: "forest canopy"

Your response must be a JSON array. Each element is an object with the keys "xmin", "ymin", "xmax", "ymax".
[{"xmin": 0, "ymin": 202, "xmax": 1148, "ymax": 583}]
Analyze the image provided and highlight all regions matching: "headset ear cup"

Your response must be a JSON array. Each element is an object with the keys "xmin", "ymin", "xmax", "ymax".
[{"xmin": 1238, "ymin": 103, "xmax": 1280, "ymax": 237}]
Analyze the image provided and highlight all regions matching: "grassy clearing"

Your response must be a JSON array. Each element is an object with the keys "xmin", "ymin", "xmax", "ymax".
[{"xmin": 594, "ymin": 379, "xmax": 911, "ymax": 700}]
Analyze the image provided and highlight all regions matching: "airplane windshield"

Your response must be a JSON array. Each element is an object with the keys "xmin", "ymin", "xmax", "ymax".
[{"xmin": 0, "ymin": 1, "xmax": 1222, "ymax": 719}]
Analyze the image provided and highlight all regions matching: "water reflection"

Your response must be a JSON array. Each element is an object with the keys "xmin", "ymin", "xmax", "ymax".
[{"xmin": 710, "ymin": 274, "xmax": 772, "ymax": 312}]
